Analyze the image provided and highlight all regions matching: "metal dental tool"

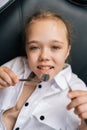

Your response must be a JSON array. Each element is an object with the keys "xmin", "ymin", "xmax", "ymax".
[{"xmin": 19, "ymin": 72, "xmax": 49, "ymax": 82}]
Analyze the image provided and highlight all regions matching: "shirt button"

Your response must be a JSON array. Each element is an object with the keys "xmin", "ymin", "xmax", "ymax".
[
  {"xmin": 40, "ymin": 115, "xmax": 45, "ymax": 120},
  {"xmin": 25, "ymin": 102, "xmax": 29, "ymax": 106},
  {"xmin": 15, "ymin": 127, "xmax": 20, "ymax": 130},
  {"xmin": 38, "ymin": 84, "xmax": 42, "ymax": 88}
]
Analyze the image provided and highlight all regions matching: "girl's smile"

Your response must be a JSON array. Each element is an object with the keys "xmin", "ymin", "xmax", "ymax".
[{"xmin": 37, "ymin": 65, "xmax": 54, "ymax": 74}]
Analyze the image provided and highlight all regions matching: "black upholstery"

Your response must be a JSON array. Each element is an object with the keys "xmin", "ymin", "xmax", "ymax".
[
  {"xmin": 68, "ymin": 0, "xmax": 87, "ymax": 6},
  {"xmin": 0, "ymin": 0, "xmax": 87, "ymax": 84}
]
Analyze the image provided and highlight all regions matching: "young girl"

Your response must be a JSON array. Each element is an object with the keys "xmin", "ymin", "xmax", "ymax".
[{"xmin": 0, "ymin": 11, "xmax": 87, "ymax": 130}]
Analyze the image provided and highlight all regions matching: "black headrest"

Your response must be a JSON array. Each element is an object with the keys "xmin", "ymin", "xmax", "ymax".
[{"xmin": 68, "ymin": 0, "xmax": 87, "ymax": 6}]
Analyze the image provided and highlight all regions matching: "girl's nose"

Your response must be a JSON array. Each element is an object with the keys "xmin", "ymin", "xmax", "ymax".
[{"xmin": 39, "ymin": 49, "xmax": 50, "ymax": 61}]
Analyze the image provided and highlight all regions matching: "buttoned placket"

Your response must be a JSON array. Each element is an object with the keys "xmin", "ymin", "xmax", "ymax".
[
  {"xmin": 13, "ymin": 80, "xmax": 59, "ymax": 130},
  {"xmin": 13, "ymin": 82, "xmax": 48, "ymax": 130}
]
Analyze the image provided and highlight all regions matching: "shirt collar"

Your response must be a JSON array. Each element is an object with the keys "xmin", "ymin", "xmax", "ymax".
[{"xmin": 53, "ymin": 64, "xmax": 72, "ymax": 90}]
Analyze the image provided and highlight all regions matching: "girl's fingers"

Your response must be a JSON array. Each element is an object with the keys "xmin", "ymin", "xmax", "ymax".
[
  {"xmin": 0, "ymin": 70, "xmax": 12, "ymax": 85},
  {"xmin": 79, "ymin": 112, "xmax": 87, "ymax": 119},
  {"xmin": 3, "ymin": 66, "xmax": 19, "ymax": 84},
  {"xmin": 67, "ymin": 90, "xmax": 87, "ymax": 120},
  {"xmin": 67, "ymin": 95, "xmax": 87, "ymax": 110},
  {"xmin": 68, "ymin": 90, "xmax": 87, "ymax": 99},
  {"xmin": 0, "ymin": 77, "xmax": 9, "ymax": 87},
  {"xmin": 0, "ymin": 66, "xmax": 19, "ymax": 89},
  {"xmin": 74, "ymin": 103, "xmax": 87, "ymax": 115}
]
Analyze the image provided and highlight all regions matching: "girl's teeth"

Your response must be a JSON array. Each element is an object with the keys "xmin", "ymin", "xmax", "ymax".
[
  {"xmin": 41, "ymin": 67, "xmax": 50, "ymax": 70},
  {"xmin": 39, "ymin": 67, "xmax": 51, "ymax": 70}
]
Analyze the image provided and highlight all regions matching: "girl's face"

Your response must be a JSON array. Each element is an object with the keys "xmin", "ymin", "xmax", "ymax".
[{"xmin": 26, "ymin": 19, "xmax": 71, "ymax": 80}]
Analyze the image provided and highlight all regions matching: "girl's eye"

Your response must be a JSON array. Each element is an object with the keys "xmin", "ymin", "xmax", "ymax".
[
  {"xmin": 52, "ymin": 46, "xmax": 60, "ymax": 50},
  {"xmin": 29, "ymin": 46, "xmax": 39, "ymax": 50}
]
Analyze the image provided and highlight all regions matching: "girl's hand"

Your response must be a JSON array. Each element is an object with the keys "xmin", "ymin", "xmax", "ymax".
[
  {"xmin": 67, "ymin": 90, "xmax": 87, "ymax": 120},
  {"xmin": 0, "ymin": 66, "xmax": 19, "ymax": 89}
]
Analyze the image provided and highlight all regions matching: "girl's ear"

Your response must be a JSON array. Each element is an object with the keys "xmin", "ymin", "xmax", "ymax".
[{"xmin": 65, "ymin": 45, "xmax": 71, "ymax": 60}]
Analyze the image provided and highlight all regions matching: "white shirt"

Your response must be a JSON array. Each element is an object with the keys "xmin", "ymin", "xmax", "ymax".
[{"xmin": 0, "ymin": 57, "xmax": 87, "ymax": 130}]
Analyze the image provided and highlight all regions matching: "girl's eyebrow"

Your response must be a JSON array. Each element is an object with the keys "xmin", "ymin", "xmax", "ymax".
[
  {"xmin": 51, "ymin": 40, "xmax": 64, "ymax": 44},
  {"xmin": 26, "ymin": 40, "xmax": 40, "ymax": 44},
  {"xmin": 26, "ymin": 40, "xmax": 65, "ymax": 44}
]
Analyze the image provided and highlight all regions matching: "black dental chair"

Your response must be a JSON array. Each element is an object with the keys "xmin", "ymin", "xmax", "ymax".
[{"xmin": 0, "ymin": 0, "xmax": 87, "ymax": 84}]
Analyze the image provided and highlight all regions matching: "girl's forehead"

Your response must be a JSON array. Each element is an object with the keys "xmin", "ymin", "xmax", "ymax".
[
  {"xmin": 26, "ymin": 19, "xmax": 68, "ymax": 40},
  {"xmin": 28, "ymin": 18, "xmax": 67, "ymax": 32},
  {"xmin": 29, "ymin": 18, "xmax": 65, "ymax": 26},
  {"xmin": 25, "ymin": 15, "xmax": 70, "ymax": 46},
  {"xmin": 26, "ymin": 19, "xmax": 68, "ymax": 45}
]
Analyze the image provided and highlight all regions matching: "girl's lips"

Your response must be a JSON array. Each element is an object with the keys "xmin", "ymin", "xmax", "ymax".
[
  {"xmin": 37, "ymin": 66, "xmax": 54, "ymax": 74},
  {"xmin": 38, "ymin": 69, "xmax": 48, "ymax": 74}
]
